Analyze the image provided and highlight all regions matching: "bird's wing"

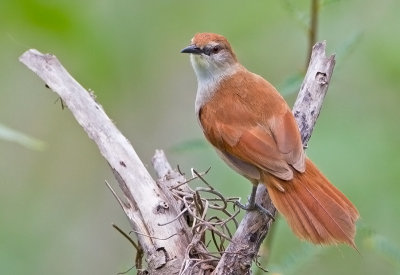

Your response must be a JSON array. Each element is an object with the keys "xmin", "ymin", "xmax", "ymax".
[
  {"xmin": 198, "ymin": 73, "xmax": 305, "ymax": 180},
  {"xmin": 268, "ymin": 110, "xmax": 305, "ymax": 173},
  {"xmin": 218, "ymin": 122, "xmax": 294, "ymax": 180}
]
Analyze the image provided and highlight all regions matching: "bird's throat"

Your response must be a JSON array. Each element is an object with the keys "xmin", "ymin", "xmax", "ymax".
[{"xmin": 192, "ymin": 56, "xmax": 240, "ymax": 115}]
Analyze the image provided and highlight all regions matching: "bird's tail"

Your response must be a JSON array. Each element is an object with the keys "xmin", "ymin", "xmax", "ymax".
[{"xmin": 262, "ymin": 158, "xmax": 359, "ymax": 248}]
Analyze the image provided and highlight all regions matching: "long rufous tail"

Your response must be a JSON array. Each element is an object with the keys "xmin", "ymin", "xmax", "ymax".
[{"xmin": 263, "ymin": 158, "xmax": 359, "ymax": 248}]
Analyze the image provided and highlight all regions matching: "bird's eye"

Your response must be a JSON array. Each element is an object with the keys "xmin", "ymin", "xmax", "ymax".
[
  {"xmin": 203, "ymin": 45, "xmax": 221, "ymax": 56},
  {"xmin": 212, "ymin": 45, "xmax": 220, "ymax": 53}
]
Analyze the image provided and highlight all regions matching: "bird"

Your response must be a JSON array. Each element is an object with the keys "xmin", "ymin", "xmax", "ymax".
[{"xmin": 181, "ymin": 32, "xmax": 359, "ymax": 247}]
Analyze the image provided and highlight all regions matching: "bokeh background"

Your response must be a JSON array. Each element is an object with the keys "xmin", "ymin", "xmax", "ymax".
[{"xmin": 1, "ymin": 0, "xmax": 399, "ymax": 274}]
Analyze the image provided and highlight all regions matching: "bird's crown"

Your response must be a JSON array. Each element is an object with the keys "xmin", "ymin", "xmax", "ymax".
[
  {"xmin": 192, "ymin": 33, "xmax": 230, "ymax": 48},
  {"xmin": 182, "ymin": 33, "xmax": 237, "ymax": 61}
]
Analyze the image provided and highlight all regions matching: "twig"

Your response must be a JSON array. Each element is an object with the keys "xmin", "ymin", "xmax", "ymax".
[
  {"xmin": 113, "ymin": 224, "xmax": 141, "ymax": 251},
  {"xmin": 112, "ymin": 224, "xmax": 144, "ymax": 271},
  {"xmin": 129, "ymin": 230, "xmax": 180, "ymax": 241},
  {"xmin": 105, "ymin": 180, "xmax": 128, "ymax": 210},
  {"xmin": 307, "ymin": 0, "xmax": 320, "ymax": 67},
  {"xmin": 116, "ymin": 265, "xmax": 136, "ymax": 275}
]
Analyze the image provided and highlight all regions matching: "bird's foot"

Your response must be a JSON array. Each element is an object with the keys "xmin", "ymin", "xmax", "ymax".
[{"xmin": 234, "ymin": 200, "xmax": 275, "ymax": 220}]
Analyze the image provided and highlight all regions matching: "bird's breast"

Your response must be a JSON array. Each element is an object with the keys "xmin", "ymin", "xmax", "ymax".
[{"xmin": 194, "ymin": 64, "xmax": 241, "ymax": 115}]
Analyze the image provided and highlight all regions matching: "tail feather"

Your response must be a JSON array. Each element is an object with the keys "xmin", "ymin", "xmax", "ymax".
[
  {"xmin": 281, "ymin": 187, "xmax": 323, "ymax": 243},
  {"xmin": 263, "ymin": 158, "xmax": 359, "ymax": 247}
]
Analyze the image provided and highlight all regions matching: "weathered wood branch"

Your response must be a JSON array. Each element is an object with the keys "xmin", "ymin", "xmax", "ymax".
[
  {"xmin": 19, "ymin": 41, "xmax": 335, "ymax": 275},
  {"xmin": 214, "ymin": 41, "xmax": 336, "ymax": 274},
  {"xmin": 294, "ymin": 41, "xmax": 336, "ymax": 147},
  {"xmin": 19, "ymin": 50, "xmax": 193, "ymax": 274}
]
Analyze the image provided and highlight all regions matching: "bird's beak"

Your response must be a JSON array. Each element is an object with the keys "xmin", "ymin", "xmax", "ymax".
[{"xmin": 180, "ymin": 45, "xmax": 203, "ymax": 55}]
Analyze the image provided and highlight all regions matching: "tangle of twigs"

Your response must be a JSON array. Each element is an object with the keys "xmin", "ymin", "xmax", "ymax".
[
  {"xmin": 165, "ymin": 168, "xmax": 250, "ymax": 275},
  {"xmin": 114, "ymin": 166, "xmax": 263, "ymax": 274}
]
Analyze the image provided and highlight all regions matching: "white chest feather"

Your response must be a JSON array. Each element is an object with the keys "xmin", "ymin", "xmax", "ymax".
[
  {"xmin": 194, "ymin": 77, "xmax": 220, "ymax": 116},
  {"xmin": 191, "ymin": 54, "xmax": 240, "ymax": 116}
]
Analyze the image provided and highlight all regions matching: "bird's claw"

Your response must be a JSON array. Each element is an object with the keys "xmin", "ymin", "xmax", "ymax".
[{"xmin": 234, "ymin": 200, "xmax": 275, "ymax": 221}]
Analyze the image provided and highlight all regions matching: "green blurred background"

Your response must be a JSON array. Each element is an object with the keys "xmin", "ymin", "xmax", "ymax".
[{"xmin": 1, "ymin": 0, "xmax": 399, "ymax": 274}]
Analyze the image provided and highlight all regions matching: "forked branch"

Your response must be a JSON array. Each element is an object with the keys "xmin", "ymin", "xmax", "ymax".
[{"xmin": 19, "ymin": 41, "xmax": 335, "ymax": 275}]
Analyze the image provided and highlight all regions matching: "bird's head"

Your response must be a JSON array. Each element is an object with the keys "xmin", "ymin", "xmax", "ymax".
[{"xmin": 181, "ymin": 33, "xmax": 238, "ymax": 81}]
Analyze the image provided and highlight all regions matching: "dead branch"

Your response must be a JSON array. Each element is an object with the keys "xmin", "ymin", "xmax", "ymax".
[
  {"xmin": 19, "ymin": 41, "xmax": 335, "ymax": 275},
  {"xmin": 19, "ymin": 50, "xmax": 192, "ymax": 274}
]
